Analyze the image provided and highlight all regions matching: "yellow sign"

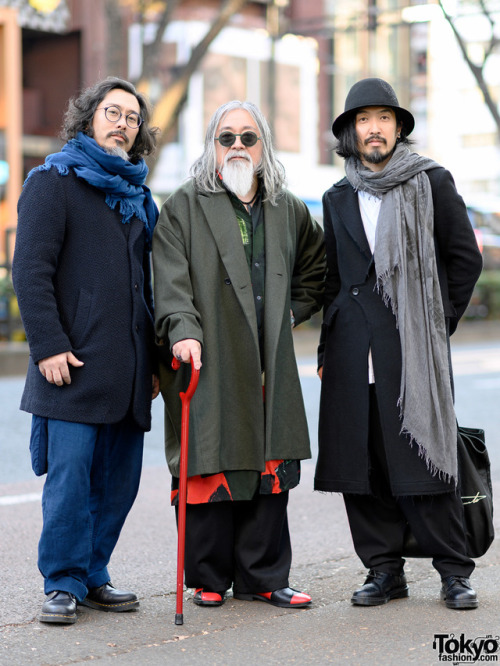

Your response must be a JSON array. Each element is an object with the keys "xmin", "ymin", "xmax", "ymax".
[{"xmin": 28, "ymin": 0, "xmax": 62, "ymax": 13}]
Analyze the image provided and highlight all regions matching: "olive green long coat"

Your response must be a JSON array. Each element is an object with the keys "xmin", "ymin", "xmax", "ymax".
[{"xmin": 152, "ymin": 180, "xmax": 325, "ymax": 478}]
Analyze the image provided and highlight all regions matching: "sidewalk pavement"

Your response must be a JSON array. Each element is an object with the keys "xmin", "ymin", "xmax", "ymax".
[
  {"xmin": 1, "ymin": 319, "xmax": 499, "ymax": 664},
  {"xmin": 1, "ymin": 462, "xmax": 499, "ymax": 665}
]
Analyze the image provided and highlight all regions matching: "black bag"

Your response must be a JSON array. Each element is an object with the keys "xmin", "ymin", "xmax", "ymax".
[{"xmin": 403, "ymin": 426, "xmax": 494, "ymax": 559}]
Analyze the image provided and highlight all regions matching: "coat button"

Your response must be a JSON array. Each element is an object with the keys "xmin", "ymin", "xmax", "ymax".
[
  {"xmin": 351, "ymin": 287, "xmax": 359, "ymax": 296},
  {"xmin": 224, "ymin": 278, "xmax": 231, "ymax": 285}
]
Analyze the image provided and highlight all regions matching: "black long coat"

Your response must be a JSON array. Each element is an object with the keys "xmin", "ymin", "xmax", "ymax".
[
  {"xmin": 314, "ymin": 167, "xmax": 483, "ymax": 496},
  {"xmin": 12, "ymin": 167, "xmax": 156, "ymax": 431}
]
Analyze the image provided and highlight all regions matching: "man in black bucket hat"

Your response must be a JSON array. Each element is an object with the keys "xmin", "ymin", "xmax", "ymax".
[
  {"xmin": 331, "ymin": 77, "xmax": 415, "ymax": 138},
  {"xmin": 315, "ymin": 78, "xmax": 483, "ymax": 609}
]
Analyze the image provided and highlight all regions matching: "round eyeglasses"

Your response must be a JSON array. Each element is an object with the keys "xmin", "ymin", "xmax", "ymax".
[
  {"xmin": 98, "ymin": 105, "xmax": 143, "ymax": 129},
  {"xmin": 215, "ymin": 131, "xmax": 261, "ymax": 148}
]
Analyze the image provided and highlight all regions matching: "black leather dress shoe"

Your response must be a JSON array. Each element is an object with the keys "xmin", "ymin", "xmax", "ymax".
[
  {"xmin": 441, "ymin": 576, "xmax": 478, "ymax": 609},
  {"xmin": 80, "ymin": 582, "xmax": 139, "ymax": 612},
  {"xmin": 40, "ymin": 591, "xmax": 77, "ymax": 624},
  {"xmin": 233, "ymin": 587, "xmax": 312, "ymax": 608},
  {"xmin": 351, "ymin": 570, "xmax": 409, "ymax": 606}
]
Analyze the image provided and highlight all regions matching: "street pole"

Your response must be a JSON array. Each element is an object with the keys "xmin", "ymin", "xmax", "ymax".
[{"xmin": 0, "ymin": 7, "xmax": 22, "ymax": 265}]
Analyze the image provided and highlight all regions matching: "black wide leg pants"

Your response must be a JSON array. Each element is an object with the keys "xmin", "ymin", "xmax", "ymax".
[
  {"xmin": 343, "ymin": 386, "xmax": 475, "ymax": 579},
  {"xmin": 178, "ymin": 490, "xmax": 292, "ymax": 594}
]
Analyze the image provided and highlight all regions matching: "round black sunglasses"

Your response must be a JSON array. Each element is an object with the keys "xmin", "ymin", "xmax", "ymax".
[{"xmin": 215, "ymin": 131, "xmax": 261, "ymax": 148}]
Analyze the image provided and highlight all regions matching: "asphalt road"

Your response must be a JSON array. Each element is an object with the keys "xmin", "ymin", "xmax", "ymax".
[{"xmin": 1, "ymin": 329, "xmax": 499, "ymax": 665}]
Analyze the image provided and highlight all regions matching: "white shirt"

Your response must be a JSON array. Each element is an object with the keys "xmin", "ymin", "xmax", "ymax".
[
  {"xmin": 358, "ymin": 190, "xmax": 381, "ymax": 252},
  {"xmin": 357, "ymin": 190, "xmax": 382, "ymax": 384}
]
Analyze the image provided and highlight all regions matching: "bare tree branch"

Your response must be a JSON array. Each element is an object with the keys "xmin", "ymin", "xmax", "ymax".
[
  {"xmin": 438, "ymin": 0, "xmax": 500, "ymax": 140},
  {"xmin": 132, "ymin": 0, "xmax": 250, "ymax": 180},
  {"xmin": 141, "ymin": 0, "xmax": 182, "ymax": 80},
  {"xmin": 146, "ymin": 0, "xmax": 249, "ymax": 138}
]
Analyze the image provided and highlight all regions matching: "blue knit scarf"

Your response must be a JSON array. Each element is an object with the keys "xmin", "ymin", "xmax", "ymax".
[{"xmin": 26, "ymin": 132, "xmax": 158, "ymax": 248}]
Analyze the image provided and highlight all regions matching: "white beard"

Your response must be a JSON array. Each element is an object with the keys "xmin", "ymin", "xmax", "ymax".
[
  {"xmin": 105, "ymin": 145, "xmax": 130, "ymax": 161},
  {"xmin": 221, "ymin": 152, "xmax": 255, "ymax": 199}
]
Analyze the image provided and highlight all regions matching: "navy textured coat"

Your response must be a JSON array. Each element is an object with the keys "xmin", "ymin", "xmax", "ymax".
[
  {"xmin": 13, "ymin": 167, "xmax": 156, "ymax": 431},
  {"xmin": 314, "ymin": 167, "xmax": 483, "ymax": 495}
]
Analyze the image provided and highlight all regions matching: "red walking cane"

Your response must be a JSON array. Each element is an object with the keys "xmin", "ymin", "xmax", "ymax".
[{"xmin": 171, "ymin": 355, "xmax": 200, "ymax": 626}]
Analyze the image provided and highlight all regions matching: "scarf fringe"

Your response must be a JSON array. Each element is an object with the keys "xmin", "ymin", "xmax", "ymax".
[
  {"xmin": 105, "ymin": 194, "xmax": 155, "ymax": 250},
  {"xmin": 400, "ymin": 424, "xmax": 457, "ymax": 487},
  {"xmin": 106, "ymin": 194, "xmax": 146, "ymax": 225},
  {"xmin": 375, "ymin": 268, "xmax": 399, "ymax": 322},
  {"xmin": 26, "ymin": 161, "xmax": 69, "ymax": 182}
]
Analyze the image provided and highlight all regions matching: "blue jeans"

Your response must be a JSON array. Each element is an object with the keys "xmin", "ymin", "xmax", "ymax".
[{"xmin": 38, "ymin": 416, "xmax": 144, "ymax": 600}]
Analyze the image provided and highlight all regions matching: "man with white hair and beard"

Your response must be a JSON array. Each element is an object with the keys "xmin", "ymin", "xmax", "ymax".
[{"xmin": 153, "ymin": 100, "xmax": 325, "ymax": 609}]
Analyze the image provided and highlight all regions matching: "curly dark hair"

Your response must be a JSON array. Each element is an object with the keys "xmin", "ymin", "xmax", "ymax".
[
  {"xmin": 334, "ymin": 110, "xmax": 413, "ymax": 160},
  {"xmin": 61, "ymin": 76, "xmax": 160, "ymax": 162}
]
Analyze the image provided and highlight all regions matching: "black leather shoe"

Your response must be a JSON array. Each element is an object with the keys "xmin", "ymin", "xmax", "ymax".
[
  {"xmin": 40, "ymin": 591, "xmax": 77, "ymax": 624},
  {"xmin": 193, "ymin": 588, "xmax": 226, "ymax": 607},
  {"xmin": 351, "ymin": 570, "xmax": 409, "ymax": 606},
  {"xmin": 233, "ymin": 587, "xmax": 312, "ymax": 608},
  {"xmin": 80, "ymin": 582, "xmax": 139, "ymax": 612},
  {"xmin": 441, "ymin": 576, "xmax": 478, "ymax": 609}
]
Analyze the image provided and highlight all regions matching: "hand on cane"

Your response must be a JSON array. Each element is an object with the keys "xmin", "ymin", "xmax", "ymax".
[{"xmin": 172, "ymin": 339, "xmax": 202, "ymax": 370}]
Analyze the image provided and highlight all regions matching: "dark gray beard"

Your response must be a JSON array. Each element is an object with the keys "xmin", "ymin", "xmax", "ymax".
[{"xmin": 363, "ymin": 144, "xmax": 396, "ymax": 165}]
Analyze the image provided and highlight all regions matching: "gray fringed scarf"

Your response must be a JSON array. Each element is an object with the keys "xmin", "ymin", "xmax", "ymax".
[{"xmin": 345, "ymin": 143, "xmax": 457, "ymax": 483}]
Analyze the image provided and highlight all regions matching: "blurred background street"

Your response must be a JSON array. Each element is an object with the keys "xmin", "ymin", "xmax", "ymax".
[{"xmin": 3, "ymin": 1, "xmax": 500, "ymax": 335}]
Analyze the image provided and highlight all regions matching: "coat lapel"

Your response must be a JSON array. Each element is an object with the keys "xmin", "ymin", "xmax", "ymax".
[
  {"xmin": 263, "ymin": 198, "xmax": 288, "ymax": 357},
  {"xmin": 198, "ymin": 191, "xmax": 260, "ymax": 348},
  {"xmin": 327, "ymin": 184, "xmax": 372, "ymax": 260}
]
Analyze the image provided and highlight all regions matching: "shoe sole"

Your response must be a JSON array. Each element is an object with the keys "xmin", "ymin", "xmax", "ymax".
[
  {"xmin": 442, "ymin": 596, "xmax": 478, "ymax": 610},
  {"xmin": 39, "ymin": 612, "xmax": 77, "ymax": 624},
  {"xmin": 233, "ymin": 592, "xmax": 311, "ymax": 609},
  {"xmin": 351, "ymin": 587, "xmax": 409, "ymax": 606},
  {"xmin": 79, "ymin": 599, "xmax": 139, "ymax": 612}
]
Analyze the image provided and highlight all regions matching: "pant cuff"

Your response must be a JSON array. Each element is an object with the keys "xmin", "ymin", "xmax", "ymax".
[
  {"xmin": 233, "ymin": 577, "xmax": 290, "ymax": 594},
  {"xmin": 86, "ymin": 572, "xmax": 111, "ymax": 590},
  {"xmin": 44, "ymin": 576, "xmax": 88, "ymax": 602}
]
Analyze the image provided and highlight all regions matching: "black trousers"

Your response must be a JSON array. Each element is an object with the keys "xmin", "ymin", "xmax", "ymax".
[
  {"xmin": 343, "ymin": 386, "xmax": 475, "ymax": 579},
  {"xmin": 178, "ymin": 491, "xmax": 292, "ymax": 594}
]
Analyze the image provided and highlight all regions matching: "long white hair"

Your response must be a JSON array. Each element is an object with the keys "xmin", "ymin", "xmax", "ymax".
[{"xmin": 190, "ymin": 100, "xmax": 286, "ymax": 206}]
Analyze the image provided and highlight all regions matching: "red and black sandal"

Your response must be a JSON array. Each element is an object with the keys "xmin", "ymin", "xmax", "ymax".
[
  {"xmin": 233, "ymin": 587, "xmax": 311, "ymax": 608},
  {"xmin": 193, "ymin": 588, "xmax": 225, "ymax": 607}
]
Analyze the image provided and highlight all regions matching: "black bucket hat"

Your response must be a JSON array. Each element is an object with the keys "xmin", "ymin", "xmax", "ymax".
[{"xmin": 332, "ymin": 78, "xmax": 415, "ymax": 138}]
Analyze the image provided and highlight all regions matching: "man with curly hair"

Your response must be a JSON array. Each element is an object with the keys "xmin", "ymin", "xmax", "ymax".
[{"xmin": 13, "ymin": 77, "xmax": 160, "ymax": 624}]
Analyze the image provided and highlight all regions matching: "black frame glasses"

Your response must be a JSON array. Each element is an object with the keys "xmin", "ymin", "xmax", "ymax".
[
  {"xmin": 98, "ymin": 105, "xmax": 143, "ymax": 129},
  {"xmin": 215, "ymin": 131, "xmax": 261, "ymax": 148}
]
